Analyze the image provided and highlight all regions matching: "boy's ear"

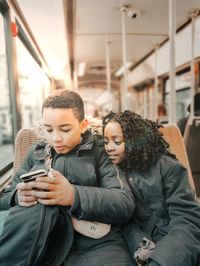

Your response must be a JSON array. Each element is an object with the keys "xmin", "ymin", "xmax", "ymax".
[{"xmin": 81, "ymin": 119, "xmax": 89, "ymax": 134}]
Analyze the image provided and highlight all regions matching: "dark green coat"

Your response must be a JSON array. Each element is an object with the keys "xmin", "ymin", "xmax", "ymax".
[
  {"xmin": 123, "ymin": 154, "xmax": 200, "ymax": 266},
  {"xmin": 0, "ymin": 131, "xmax": 135, "ymax": 265}
]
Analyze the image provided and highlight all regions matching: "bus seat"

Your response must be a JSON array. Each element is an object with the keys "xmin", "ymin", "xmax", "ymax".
[
  {"xmin": 13, "ymin": 128, "xmax": 39, "ymax": 177},
  {"xmin": 184, "ymin": 117, "xmax": 200, "ymax": 197},
  {"xmin": 159, "ymin": 124, "xmax": 196, "ymax": 194}
]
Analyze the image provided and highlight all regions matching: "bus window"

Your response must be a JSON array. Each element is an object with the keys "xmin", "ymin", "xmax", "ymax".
[
  {"xmin": 0, "ymin": 15, "xmax": 14, "ymax": 170},
  {"xmin": 16, "ymin": 38, "xmax": 51, "ymax": 129},
  {"xmin": 164, "ymin": 71, "xmax": 192, "ymax": 121},
  {"xmin": 165, "ymin": 88, "xmax": 191, "ymax": 121}
]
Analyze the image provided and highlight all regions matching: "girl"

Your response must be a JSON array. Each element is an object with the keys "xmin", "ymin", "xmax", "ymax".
[{"xmin": 103, "ymin": 110, "xmax": 200, "ymax": 266}]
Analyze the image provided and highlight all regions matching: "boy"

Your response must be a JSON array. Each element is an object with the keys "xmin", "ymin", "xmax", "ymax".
[{"xmin": 0, "ymin": 89, "xmax": 134, "ymax": 265}]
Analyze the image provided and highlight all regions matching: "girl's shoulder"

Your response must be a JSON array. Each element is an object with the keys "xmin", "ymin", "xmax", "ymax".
[
  {"xmin": 157, "ymin": 153, "xmax": 181, "ymax": 166},
  {"xmin": 155, "ymin": 153, "xmax": 187, "ymax": 176}
]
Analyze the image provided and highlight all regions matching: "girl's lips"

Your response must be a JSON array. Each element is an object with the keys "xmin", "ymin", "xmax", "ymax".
[{"xmin": 108, "ymin": 155, "xmax": 118, "ymax": 160}]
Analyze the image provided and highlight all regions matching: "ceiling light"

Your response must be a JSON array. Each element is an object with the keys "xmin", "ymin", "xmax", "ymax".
[{"xmin": 78, "ymin": 62, "xmax": 86, "ymax": 77}]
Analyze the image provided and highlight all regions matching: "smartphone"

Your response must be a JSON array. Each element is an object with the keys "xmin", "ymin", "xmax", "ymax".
[{"xmin": 20, "ymin": 169, "xmax": 47, "ymax": 182}]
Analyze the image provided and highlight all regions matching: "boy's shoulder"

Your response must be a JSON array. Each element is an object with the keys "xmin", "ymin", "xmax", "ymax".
[
  {"xmin": 82, "ymin": 130, "xmax": 104, "ymax": 149},
  {"xmin": 27, "ymin": 140, "xmax": 48, "ymax": 161},
  {"xmin": 92, "ymin": 133, "xmax": 104, "ymax": 147}
]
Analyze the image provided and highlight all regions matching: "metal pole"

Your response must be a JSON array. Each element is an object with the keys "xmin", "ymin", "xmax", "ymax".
[
  {"xmin": 120, "ymin": 5, "xmax": 128, "ymax": 110},
  {"xmin": 4, "ymin": 9, "xmax": 21, "ymax": 138},
  {"xmin": 169, "ymin": 0, "xmax": 176, "ymax": 124},
  {"xmin": 73, "ymin": 70, "xmax": 78, "ymax": 91},
  {"xmin": 190, "ymin": 13, "xmax": 196, "ymax": 120},
  {"xmin": 143, "ymin": 89, "xmax": 147, "ymax": 118},
  {"xmin": 105, "ymin": 38, "xmax": 112, "ymax": 110},
  {"xmin": 154, "ymin": 45, "xmax": 159, "ymax": 121}
]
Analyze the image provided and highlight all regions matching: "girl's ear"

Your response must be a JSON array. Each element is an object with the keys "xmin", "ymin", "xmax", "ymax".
[{"xmin": 80, "ymin": 119, "xmax": 89, "ymax": 134}]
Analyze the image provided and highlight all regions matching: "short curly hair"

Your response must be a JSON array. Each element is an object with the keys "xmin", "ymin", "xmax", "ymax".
[
  {"xmin": 102, "ymin": 110, "xmax": 176, "ymax": 171},
  {"xmin": 42, "ymin": 89, "xmax": 84, "ymax": 122}
]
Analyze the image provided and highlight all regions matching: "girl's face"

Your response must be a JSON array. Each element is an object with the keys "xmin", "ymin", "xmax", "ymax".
[{"xmin": 104, "ymin": 121, "xmax": 126, "ymax": 165}]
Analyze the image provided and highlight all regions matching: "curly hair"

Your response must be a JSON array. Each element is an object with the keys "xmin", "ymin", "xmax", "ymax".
[
  {"xmin": 102, "ymin": 110, "xmax": 176, "ymax": 171},
  {"xmin": 42, "ymin": 89, "xmax": 84, "ymax": 122}
]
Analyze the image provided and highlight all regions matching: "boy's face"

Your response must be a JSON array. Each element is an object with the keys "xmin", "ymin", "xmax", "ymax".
[
  {"xmin": 42, "ymin": 108, "xmax": 88, "ymax": 154},
  {"xmin": 104, "ymin": 121, "xmax": 126, "ymax": 165}
]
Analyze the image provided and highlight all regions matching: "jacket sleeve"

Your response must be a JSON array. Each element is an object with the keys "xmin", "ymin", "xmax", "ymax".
[
  {"xmin": 69, "ymin": 148, "xmax": 135, "ymax": 224},
  {"xmin": 122, "ymin": 220, "xmax": 152, "ymax": 257},
  {"xmin": 0, "ymin": 147, "xmax": 35, "ymax": 210},
  {"xmin": 151, "ymin": 162, "xmax": 200, "ymax": 266}
]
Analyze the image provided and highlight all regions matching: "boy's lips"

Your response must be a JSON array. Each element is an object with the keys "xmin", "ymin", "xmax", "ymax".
[{"xmin": 54, "ymin": 146, "xmax": 65, "ymax": 151}]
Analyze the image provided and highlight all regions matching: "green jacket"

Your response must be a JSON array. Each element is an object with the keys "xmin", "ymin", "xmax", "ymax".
[{"xmin": 123, "ymin": 154, "xmax": 200, "ymax": 266}]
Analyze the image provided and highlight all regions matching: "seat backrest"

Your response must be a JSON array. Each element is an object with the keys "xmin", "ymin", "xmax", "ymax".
[
  {"xmin": 183, "ymin": 117, "xmax": 200, "ymax": 196},
  {"xmin": 159, "ymin": 124, "xmax": 195, "ymax": 191},
  {"xmin": 184, "ymin": 117, "xmax": 200, "ymax": 171},
  {"xmin": 13, "ymin": 128, "xmax": 39, "ymax": 177},
  {"xmin": 13, "ymin": 125, "xmax": 195, "ymax": 193}
]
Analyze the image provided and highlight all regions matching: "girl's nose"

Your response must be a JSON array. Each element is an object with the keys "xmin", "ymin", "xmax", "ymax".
[{"xmin": 105, "ymin": 143, "xmax": 115, "ymax": 152}]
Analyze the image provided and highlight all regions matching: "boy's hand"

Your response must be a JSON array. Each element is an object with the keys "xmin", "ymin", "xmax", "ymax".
[
  {"xmin": 29, "ymin": 169, "xmax": 75, "ymax": 206},
  {"xmin": 16, "ymin": 182, "xmax": 38, "ymax": 207}
]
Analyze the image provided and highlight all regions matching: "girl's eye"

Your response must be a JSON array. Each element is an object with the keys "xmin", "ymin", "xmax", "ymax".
[
  {"xmin": 104, "ymin": 139, "xmax": 108, "ymax": 145},
  {"xmin": 62, "ymin": 129, "xmax": 70, "ymax": 132},
  {"xmin": 115, "ymin": 141, "xmax": 123, "ymax": 145}
]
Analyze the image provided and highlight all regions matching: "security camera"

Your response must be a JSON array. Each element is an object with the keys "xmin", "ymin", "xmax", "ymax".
[{"xmin": 127, "ymin": 8, "xmax": 142, "ymax": 19}]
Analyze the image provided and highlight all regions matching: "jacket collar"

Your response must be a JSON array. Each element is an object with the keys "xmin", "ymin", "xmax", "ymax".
[
  {"xmin": 43, "ymin": 130, "xmax": 94, "ymax": 157},
  {"xmin": 78, "ymin": 130, "xmax": 94, "ymax": 151},
  {"xmin": 65, "ymin": 130, "xmax": 94, "ymax": 156}
]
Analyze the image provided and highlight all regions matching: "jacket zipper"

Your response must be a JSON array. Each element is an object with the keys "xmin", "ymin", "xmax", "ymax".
[
  {"xmin": 26, "ymin": 205, "xmax": 46, "ymax": 266},
  {"xmin": 116, "ymin": 166, "xmax": 123, "ymax": 189}
]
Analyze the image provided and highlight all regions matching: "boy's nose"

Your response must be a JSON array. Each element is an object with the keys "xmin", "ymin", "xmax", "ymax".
[{"xmin": 52, "ymin": 133, "xmax": 62, "ymax": 142}]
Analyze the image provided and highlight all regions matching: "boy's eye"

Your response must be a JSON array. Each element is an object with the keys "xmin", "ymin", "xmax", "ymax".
[
  {"xmin": 62, "ymin": 129, "xmax": 70, "ymax": 132},
  {"xmin": 45, "ymin": 128, "xmax": 52, "ymax": 133}
]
